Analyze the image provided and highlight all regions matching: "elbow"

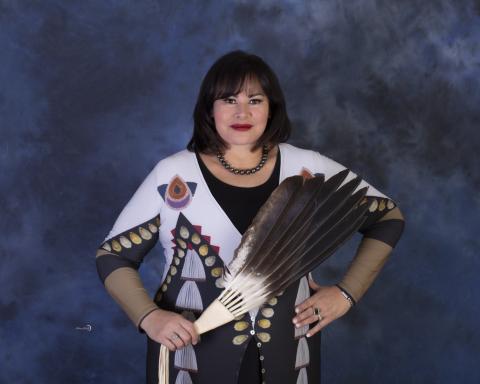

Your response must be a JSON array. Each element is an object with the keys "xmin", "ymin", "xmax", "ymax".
[
  {"xmin": 362, "ymin": 205, "xmax": 406, "ymax": 248},
  {"xmin": 95, "ymin": 248, "xmax": 110, "ymax": 284},
  {"xmin": 96, "ymin": 247, "xmax": 140, "ymax": 284},
  {"xmin": 394, "ymin": 207, "xmax": 406, "ymax": 237}
]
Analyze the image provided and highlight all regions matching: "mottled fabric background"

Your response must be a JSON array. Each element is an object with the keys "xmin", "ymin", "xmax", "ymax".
[{"xmin": 1, "ymin": 0, "xmax": 479, "ymax": 383}]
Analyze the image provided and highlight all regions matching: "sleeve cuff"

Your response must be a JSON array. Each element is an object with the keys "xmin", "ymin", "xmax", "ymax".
[{"xmin": 136, "ymin": 306, "xmax": 161, "ymax": 333}]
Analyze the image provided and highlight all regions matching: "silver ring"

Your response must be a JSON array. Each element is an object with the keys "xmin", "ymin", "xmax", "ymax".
[
  {"xmin": 172, "ymin": 334, "xmax": 180, "ymax": 340},
  {"xmin": 318, "ymin": 314, "xmax": 323, "ymax": 322}
]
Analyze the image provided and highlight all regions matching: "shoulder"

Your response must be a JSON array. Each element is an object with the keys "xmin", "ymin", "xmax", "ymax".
[
  {"xmin": 151, "ymin": 148, "xmax": 194, "ymax": 174},
  {"xmin": 281, "ymin": 142, "xmax": 351, "ymax": 170},
  {"xmin": 279, "ymin": 142, "xmax": 337, "ymax": 170},
  {"xmin": 279, "ymin": 142, "xmax": 316, "ymax": 156},
  {"xmin": 279, "ymin": 143, "xmax": 320, "ymax": 162},
  {"xmin": 279, "ymin": 143, "xmax": 388, "ymax": 198}
]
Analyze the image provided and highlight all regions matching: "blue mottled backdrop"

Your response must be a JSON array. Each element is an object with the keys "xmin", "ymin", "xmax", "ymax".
[{"xmin": 1, "ymin": 0, "xmax": 479, "ymax": 383}]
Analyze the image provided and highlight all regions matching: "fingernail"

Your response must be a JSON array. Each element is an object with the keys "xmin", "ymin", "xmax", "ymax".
[
  {"xmin": 295, "ymin": 308, "xmax": 299, "ymax": 314},
  {"xmin": 306, "ymin": 333, "xmax": 311, "ymax": 338},
  {"xmin": 295, "ymin": 324, "xmax": 300, "ymax": 328}
]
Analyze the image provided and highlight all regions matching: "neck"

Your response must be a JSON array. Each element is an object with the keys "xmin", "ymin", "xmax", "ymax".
[{"xmin": 223, "ymin": 144, "xmax": 266, "ymax": 168}]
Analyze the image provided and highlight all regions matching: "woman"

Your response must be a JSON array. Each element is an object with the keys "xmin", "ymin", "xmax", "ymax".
[{"xmin": 96, "ymin": 50, "xmax": 405, "ymax": 383}]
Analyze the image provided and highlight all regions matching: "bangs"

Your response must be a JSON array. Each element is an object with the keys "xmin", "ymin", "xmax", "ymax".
[{"xmin": 212, "ymin": 70, "xmax": 265, "ymax": 100}]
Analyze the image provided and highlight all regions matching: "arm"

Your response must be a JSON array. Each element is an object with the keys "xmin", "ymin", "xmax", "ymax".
[
  {"xmin": 293, "ymin": 200, "xmax": 405, "ymax": 336},
  {"xmin": 293, "ymin": 151, "xmax": 405, "ymax": 334},
  {"xmin": 310, "ymin": 150, "xmax": 405, "ymax": 301},
  {"xmin": 96, "ymin": 215, "xmax": 161, "ymax": 329},
  {"xmin": 96, "ymin": 163, "xmax": 163, "ymax": 329},
  {"xmin": 337, "ymin": 199, "xmax": 405, "ymax": 302},
  {"xmin": 96, "ymin": 164, "xmax": 198, "ymax": 350}
]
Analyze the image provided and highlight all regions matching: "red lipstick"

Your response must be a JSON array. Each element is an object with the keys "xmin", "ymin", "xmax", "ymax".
[{"xmin": 231, "ymin": 124, "xmax": 253, "ymax": 131}]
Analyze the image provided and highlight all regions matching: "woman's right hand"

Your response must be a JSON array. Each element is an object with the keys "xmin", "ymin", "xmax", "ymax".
[{"xmin": 140, "ymin": 309, "xmax": 199, "ymax": 351}]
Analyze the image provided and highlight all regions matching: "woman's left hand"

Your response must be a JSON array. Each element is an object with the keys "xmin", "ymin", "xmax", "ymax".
[{"xmin": 292, "ymin": 278, "xmax": 352, "ymax": 337}]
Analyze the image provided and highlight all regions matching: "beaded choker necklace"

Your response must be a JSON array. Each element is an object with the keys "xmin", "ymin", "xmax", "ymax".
[{"xmin": 216, "ymin": 145, "xmax": 269, "ymax": 175}]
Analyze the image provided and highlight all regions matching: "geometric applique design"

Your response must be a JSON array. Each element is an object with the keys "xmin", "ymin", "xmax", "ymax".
[
  {"xmin": 300, "ymin": 167, "xmax": 314, "ymax": 179},
  {"xmin": 158, "ymin": 174, "xmax": 197, "ymax": 210},
  {"xmin": 296, "ymin": 367, "xmax": 308, "ymax": 384},
  {"xmin": 299, "ymin": 167, "xmax": 323, "ymax": 180},
  {"xmin": 154, "ymin": 213, "xmax": 222, "ymax": 311},
  {"xmin": 176, "ymin": 280, "xmax": 203, "ymax": 312},
  {"xmin": 234, "ymin": 287, "xmax": 282, "ymax": 367},
  {"xmin": 244, "ymin": 294, "xmax": 278, "ymax": 348},
  {"xmin": 251, "ymin": 290, "xmax": 286, "ymax": 382},
  {"xmin": 295, "ymin": 336, "xmax": 310, "ymax": 369},
  {"xmin": 99, "ymin": 215, "xmax": 160, "ymax": 268},
  {"xmin": 169, "ymin": 214, "xmax": 220, "ymax": 267},
  {"xmin": 366, "ymin": 196, "xmax": 396, "ymax": 213},
  {"xmin": 154, "ymin": 212, "xmax": 224, "ymax": 381},
  {"xmin": 231, "ymin": 312, "xmax": 249, "ymax": 346},
  {"xmin": 174, "ymin": 370, "xmax": 193, "ymax": 384},
  {"xmin": 357, "ymin": 196, "xmax": 397, "ymax": 234},
  {"xmin": 295, "ymin": 277, "xmax": 310, "ymax": 306},
  {"xmin": 174, "ymin": 343, "xmax": 198, "ymax": 372},
  {"xmin": 181, "ymin": 249, "xmax": 206, "ymax": 282},
  {"xmin": 293, "ymin": 277, "xmax": 310, "ymax": 382}
]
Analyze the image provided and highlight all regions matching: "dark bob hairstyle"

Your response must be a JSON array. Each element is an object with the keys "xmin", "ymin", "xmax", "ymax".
[{"xmin": 187, "ymin": 50, "xmax": 291, "ymax": 153}]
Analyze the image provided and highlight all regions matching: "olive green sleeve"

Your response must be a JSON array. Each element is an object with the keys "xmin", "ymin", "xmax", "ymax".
[{"xmin": 337, "ymin": 206, "xmax": 405, "ymax": 302}]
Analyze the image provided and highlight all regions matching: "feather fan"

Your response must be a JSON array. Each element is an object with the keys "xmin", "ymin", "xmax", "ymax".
[{"xmin": 158, "ymin": 170, "xmax": 370, "ymax": 383}]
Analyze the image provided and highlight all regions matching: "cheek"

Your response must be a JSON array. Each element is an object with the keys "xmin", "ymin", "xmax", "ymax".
[
  {"xmin": 212, "ymin": 106, "xmax": 228, "ymax": 123},
  {"xmin": 211, "ymin": 101, "xmax": 220, "ymax": 118},
  {"xmin": 258, "ymin": 103, "xmax": 270, "ymax": 118},
  {"xmin": 256, "ymin": 107, "xmax": 270, "ymax": 122}
]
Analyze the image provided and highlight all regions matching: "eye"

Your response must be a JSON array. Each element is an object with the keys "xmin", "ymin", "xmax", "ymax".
[
  {"xmin": 249, "ymin": 98, "xmax": 263, "ymax": 104},
  {"xmin": 223, "ymin": 97, "xmax": 236, "ymax": 104}
]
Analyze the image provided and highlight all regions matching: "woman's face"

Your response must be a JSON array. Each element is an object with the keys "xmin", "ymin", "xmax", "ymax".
[{"xmin": 212, "ymin": 78, "xmax": 270, "ymax": 150}]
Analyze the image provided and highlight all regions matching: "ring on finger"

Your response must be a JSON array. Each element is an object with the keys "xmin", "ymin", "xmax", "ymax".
[
  {"xmin": 171, "ymin": 334, "xmax": 180, "ymax": 340},
  {"xmin": 313, "ymin": 307, "xmax": 323, "ymax": 322}
]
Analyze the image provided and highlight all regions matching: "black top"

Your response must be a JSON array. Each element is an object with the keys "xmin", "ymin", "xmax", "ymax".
[
  {"xmin": 195, "ymin": 149, "xmax": 281, "ymax": 235},
  {"xmin": 195, "ymin": 149, "xmax": 281, "ymax": 384}
]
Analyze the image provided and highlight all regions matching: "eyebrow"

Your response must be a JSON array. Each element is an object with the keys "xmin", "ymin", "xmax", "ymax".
[
  {"xmin": 229, "ymin": 92, "xmax": 264, "ymax": 97},
  {"xmin": 222, "ymin": 91, "xmax": 265, "ymax": 98}
]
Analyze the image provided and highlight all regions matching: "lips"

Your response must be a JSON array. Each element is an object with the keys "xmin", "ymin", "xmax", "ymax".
[{"xmin": 231, "ymin": 124, "xmax": 253, "ymax": 131}]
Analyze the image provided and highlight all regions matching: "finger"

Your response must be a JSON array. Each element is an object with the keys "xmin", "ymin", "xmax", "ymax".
[
  {"xmin": 169, "ymin": 333, "xmax": 185, "ymax": 349},
  {"xmin": 293, "ymin": 306, "xmax": 321, "ymax": 324},
  {"xmin": 175, "ymin": 326, "xmax": 193, "ymax": 346},
  {"xmin": 161, "ymin": 339, "xmax": 176, "ymax": 352},
  {"xmin": 180, "ymin": 320, "xmax": 199, "ymax": 345},
  {"xmin": 306, "ymin": 321, "xmax": 324, "ymax": 338},
  {"xmin": 295, "ymin": 297, "xmax": 317, "ymax": 314},
  {"xmin": 295, "ymin": 314, "xmax": 322, "ymax": 328}
]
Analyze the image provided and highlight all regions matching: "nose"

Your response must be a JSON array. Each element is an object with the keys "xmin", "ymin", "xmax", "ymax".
[{"xmin": 235, "ymin": 102, "xmax": 251, "ymax": 118}]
